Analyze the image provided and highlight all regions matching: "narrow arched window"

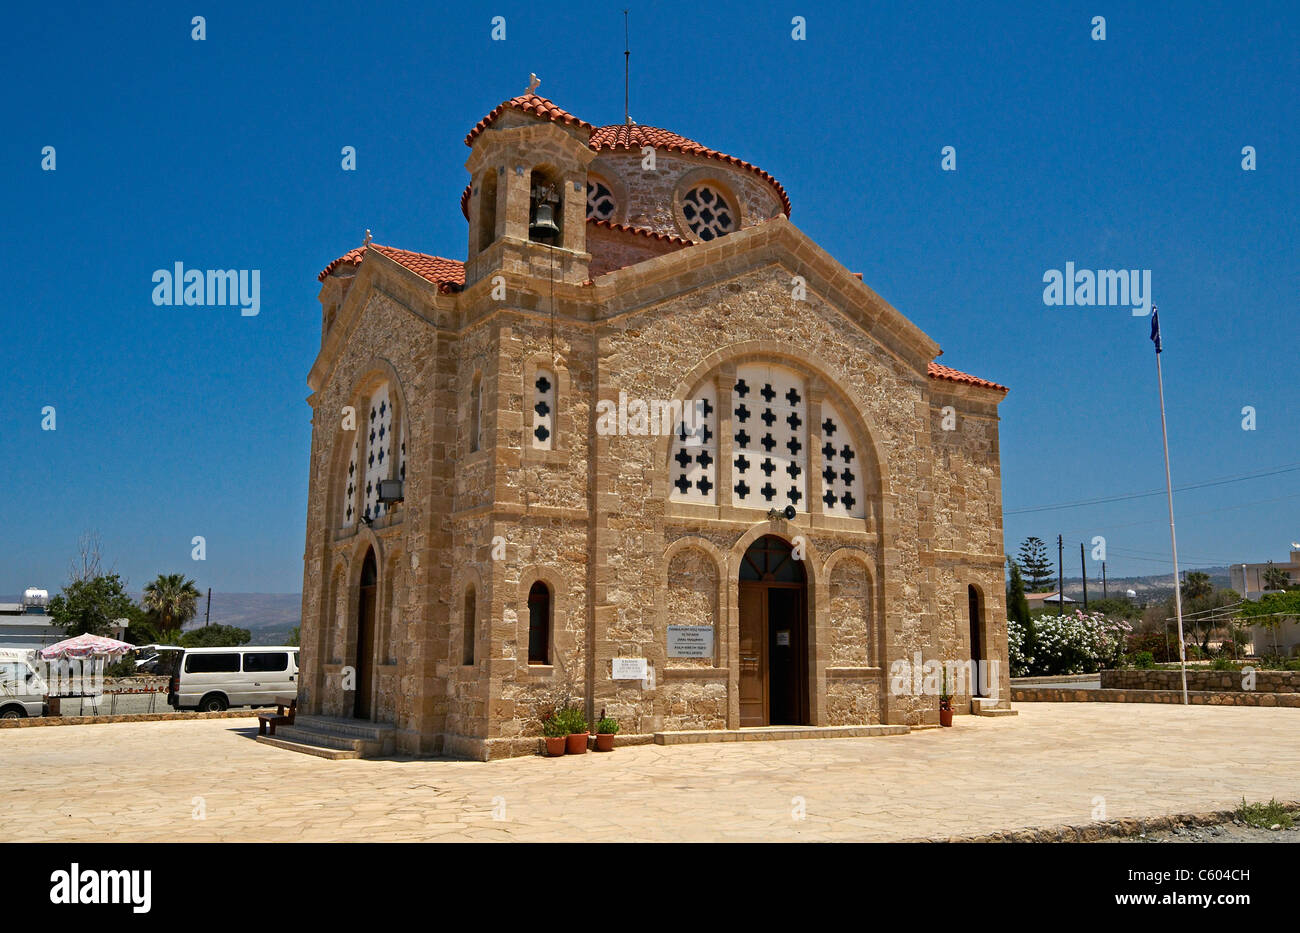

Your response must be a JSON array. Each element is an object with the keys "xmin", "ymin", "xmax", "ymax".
[
  {"xmin": 462, "ymin": 587, "xmax": 477, "ymax": 666},
  {"xmin": 478, "ymin": 169, "xmax": 498, "ymax": 254},
  {"xmin": 532, "ymin": 368, "xmax": 555, "ymax": 449},
  {"xmin": 470, "ymin": 373, "xmax": 482, "ymax": 453},
  {"xmin": 527, "ymin": 581, "xmax": 550, "ymax": 665}
]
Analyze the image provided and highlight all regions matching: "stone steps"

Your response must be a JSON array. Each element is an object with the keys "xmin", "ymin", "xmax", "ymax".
[
  {"xmin": 654, "ymin": 724, "xmax": 909, "ymax": 745},
  {"xmin": 259, "ymin": 714, "xmax": 396, "ymax": 758},
  {"xmin": 255, "ymin": 733, "xmax": 362, "ymax": 760},
  {"xmin": 971, "ymin": 698, "xmax": 1018, "ymax": 717}
]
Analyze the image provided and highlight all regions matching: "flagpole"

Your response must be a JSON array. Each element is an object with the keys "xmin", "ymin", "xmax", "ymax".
[{"xmin": 1152, "ymin": 307, "xmax": 1189, "ymax": 704}]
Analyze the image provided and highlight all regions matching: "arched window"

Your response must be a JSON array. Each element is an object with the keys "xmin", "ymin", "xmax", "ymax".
[
  {"xmin": 362, "ymin": 383, "xmax": 393, "ymax": 522},
  {"xmin": 819, "ymin": 400, "xmax": 864, "ymax": 518},
  {"xmin": 527, "ymin": 581, "xmax": 551, "ymax": 665},
  {"xmin": 342, "ymin": 436, "xmax": 359, "ymax": 527},
  {"xmin": 532, "ymin": 368, "xmax": 556, "ymax": 449},
  {"xmin": 729, "ymin": 363, "xmax": 807, "ymax": 512},
  {"xmin": 470, "ymin": 373, "xmax": 483, "ymax": 453},
  {"xmin": 478, "ymin": 168, "xmax": 498, "ymax": 253},
  {"xmin": 667, "ymin": 380, "xmax": 717, "ymax": 505},
  {"xmin": 462, "ymin": 586, "xmax": 477, "ymax": 666},
  {"xmin": 528, "ymin": 167, "xmax": 563, "ymax": 246}
]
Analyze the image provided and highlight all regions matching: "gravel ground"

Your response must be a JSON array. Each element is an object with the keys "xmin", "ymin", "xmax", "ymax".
[{"xmin": 1111, "ymin": 820, "xmax": 1300, "ymax": 843}]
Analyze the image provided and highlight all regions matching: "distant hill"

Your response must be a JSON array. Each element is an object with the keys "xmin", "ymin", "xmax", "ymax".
[
  {"xmin": 2, "ymin": 591, "xmax": 302, "ymax": 646},
  {"xmin": 1054, "ymin": 566, "xmax": 1233, "ymax": 604},
  {"xmin": 184, "ymin": 593, "xmax": 301, "ymax": 645}
]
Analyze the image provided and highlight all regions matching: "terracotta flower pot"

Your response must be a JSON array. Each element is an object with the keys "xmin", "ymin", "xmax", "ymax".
[
  {"xmin": 595, "ymin": 732, "xmax": 616, "ymax": 752},
  {"xmin": 544, "ymin": 735, "xmax": 566, "ymax": 756},
  {"xmin": 939, "ymin": 707, "xmax": 954, "ymax": 727},
  {"xmin": 566, "ymin": 732, "xmax": 589, "ymax": 754}
]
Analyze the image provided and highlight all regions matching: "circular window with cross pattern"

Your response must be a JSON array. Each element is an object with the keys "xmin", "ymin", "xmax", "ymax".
[
  {"xmin": 586, "ymin": 179, "xmax": 616, "ymax": 221},
  {"xmin": 681, "ymin": 184, "xmax": 736, "ymax": 241}
]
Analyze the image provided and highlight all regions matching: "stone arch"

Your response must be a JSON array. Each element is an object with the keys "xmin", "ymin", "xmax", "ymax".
[
  {"xmin": 822, "ymin": 549, "xmax": 876, "ymax": 667},
  {"xmin": 967, "ymin": 582, "xmax": 987, "ymax": 697},
  {"xmin": 515, "ymin": 565, "xmax": 572, "ymax": 674},
  {"xmin": 330, "ymin": 358, "xmax": 412, "ymax": 529},
  {"xmin": 325, "ymin": 558, "xmax": 349, "ymax": 666},
  {"xmin": 458, "ymin": 564, "xmax": 485, "ymax": 668},
  {"xmin": 661, "ymin": 538, "xmax": 724, "ymax": 667},
  {"xmin": 380, "ymin": 544, "xmax": 406, "ymax": 666}
]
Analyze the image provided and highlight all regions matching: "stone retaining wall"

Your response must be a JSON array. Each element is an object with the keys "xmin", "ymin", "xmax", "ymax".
[
  {"xmin": 1013, "ymin": 686, "xmax": 1300, "ymax": 707},
  {"xmin": 1100, "ymin": 669, "xmax": 1300, "ymax": 693},
  {"xmin": 0, "ymin": 709, "xmax": 268, "ymax": 728}
]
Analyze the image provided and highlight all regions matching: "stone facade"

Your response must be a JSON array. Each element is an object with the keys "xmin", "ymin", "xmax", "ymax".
[{"xmin": 297, "ymin": 90, "xmax": 1011, "ymax": 759}]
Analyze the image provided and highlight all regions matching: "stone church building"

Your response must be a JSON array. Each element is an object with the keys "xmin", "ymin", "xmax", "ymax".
[{"xmin": 295, "ymin": 86, "xmax": 1011, "ymax": 759}]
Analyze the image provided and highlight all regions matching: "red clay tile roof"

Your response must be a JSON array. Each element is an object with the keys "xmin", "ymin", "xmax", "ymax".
[
  {"xmin": 586, "ymin": 218, "xmax": 693, "ymax": 246},
  {"xmin": 317, "ymin": 244, "xmax": 465, "ymax": 293},
  {"xmin": 465, "ymin": 94, "xmax": 595, "ymax": 147},
  {"xmin": 589, "ymin": 124, "xmax": 791, "ymax": 216},
  {"xmin": 927, "ymin": 362, "xmax": 1008, "ymax": 392}
]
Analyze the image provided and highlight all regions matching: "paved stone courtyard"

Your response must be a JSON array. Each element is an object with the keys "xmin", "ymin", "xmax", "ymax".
[{"xmin": 3, "ymin": 704, "xmax": 1297, "ymax": 843}]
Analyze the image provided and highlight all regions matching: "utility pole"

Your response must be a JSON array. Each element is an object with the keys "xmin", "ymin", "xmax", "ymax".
[
  {"xmin": 1080, "ymin": 542, "xmax": 1088, "ymax": 610},
  {"xmin": 1102, "ymin": 562, "xmax": 1108, "ymax": 599},
  {"xmin": 1057, "ymin": 534, "xmax": 1064, "ymax": 616},
  {"xmin": 205, "ymin": 587, "xmax": 212, "ymax": 627}
]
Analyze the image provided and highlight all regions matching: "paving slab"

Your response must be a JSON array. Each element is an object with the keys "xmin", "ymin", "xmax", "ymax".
[{"xmin": 2, "ymin": 704, "xmax": 1298, "ymax": 842}]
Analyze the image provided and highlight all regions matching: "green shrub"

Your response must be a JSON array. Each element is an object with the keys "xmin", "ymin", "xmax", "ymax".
[
  {"xmin": 1210, "ymin": 657, "xmax": 1236, "ymax": 671},
  {"xmin": 550, "ymin": 705, "xmax": 588, "ymax": 735},
  {"xmin": 1235, "ymin": 797, "xmax": 1294, "ymax": 829},
  {"xmin": 1131, "ymin": 651, "xmax": 1155, "ymax": 670},
  {"xmin": 596, "ymin": 716, "xmax": 619, "ymax": 735},
  {"xmin": 541, "ymin": 712, "xmax": 568, "ymax": 738},
  {"xmin": 1124, "ymin": 632, "xmax": 1177, "ymax": 663}
]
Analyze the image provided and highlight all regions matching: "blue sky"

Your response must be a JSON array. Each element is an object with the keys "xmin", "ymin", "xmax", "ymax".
[{"xmin": 1, "ymin": 1, "xmax": 1296, "ymax": 596}]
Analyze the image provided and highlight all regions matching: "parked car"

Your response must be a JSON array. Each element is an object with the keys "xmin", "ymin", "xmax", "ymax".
[
  {"xmin": 0, "ymin": 648, "xmax": 49, "ymax": 719},
  {"xmin": 165, "ymin": 646, "xmax": 299, "ymax": 712}
]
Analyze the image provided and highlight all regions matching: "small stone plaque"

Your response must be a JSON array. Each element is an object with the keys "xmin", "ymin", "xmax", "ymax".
[
  {"xmin": 611, "ymin": 657, "xmax": 647, "ymax": 680},
  {"xmin": 667, "ymin": 625, "xmax": 714, "ymax": 658}
]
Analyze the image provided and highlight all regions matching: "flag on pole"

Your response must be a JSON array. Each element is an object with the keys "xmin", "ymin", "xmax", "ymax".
[{"xmin": 1150, "ymin": 305, "xmax": 1162, "ymax": 353}]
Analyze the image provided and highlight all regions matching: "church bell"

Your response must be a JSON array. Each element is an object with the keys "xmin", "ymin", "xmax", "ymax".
[{"xmin": 529, "ymin": 201, "xmax": 560, "ymax": 241}]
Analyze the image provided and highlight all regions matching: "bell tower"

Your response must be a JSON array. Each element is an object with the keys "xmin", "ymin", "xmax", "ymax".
[{"xmin": 463, "ymin": 82, "xmax": 596, "ymax": 289}]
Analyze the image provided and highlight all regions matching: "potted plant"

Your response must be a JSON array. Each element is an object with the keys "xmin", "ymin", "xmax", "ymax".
[
  {"xmin": 939, "ymin": 667, "xmax": 954, "ymax": 727},
  {"xmin": 556, "ymin": 705, "xmax": 589, "ymax": 754},
  {"xmin": 541, "ymin": 710, "xmax": 567, "ymax": 757},
  {"xmin": 594, "ymin": 714, "xmax": 619, "ymax": 752}
]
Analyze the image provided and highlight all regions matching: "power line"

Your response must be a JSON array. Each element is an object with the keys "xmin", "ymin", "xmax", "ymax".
[
  {"xmin": 1040, "ymin": 492, "xmax": 1300, "ymax": 539},
  {"xmin": 1005, "ymin": 462, "xmax": 1300, "ymax": 515}
]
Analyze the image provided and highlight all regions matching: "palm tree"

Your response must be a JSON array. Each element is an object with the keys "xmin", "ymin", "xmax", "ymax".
[
  {"xmin": 1181, "ymin": 571, "xmax": 1213, "ymax": 601},
  {"xmin": 1263, "ymin": 562, "xmax": 1291, "ymax": 592},
  {"xmin": 142, "ymin": 574, "xmax": 201, "ymax": 636}
]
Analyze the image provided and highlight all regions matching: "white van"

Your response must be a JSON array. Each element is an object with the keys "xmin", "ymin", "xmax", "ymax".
[
  {"xmin": 166, "ymin": 646, "xmax": 299, "ymax": 712},
  {"xmin": 0, "ymin": 648, "xmax": 49, "ymax": 719}
]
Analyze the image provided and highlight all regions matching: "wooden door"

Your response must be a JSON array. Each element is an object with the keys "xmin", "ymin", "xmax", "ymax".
[
  {"xmin": 767, "ymin": 587, "xmax": 804, "ymax": 724},
  {"xmin": 738, "ymin": 583, "xmax": 766, "ymax": 726},
  {"xmin": 355, "ymin": 551, "xmax": 377, "ymax": 719}
]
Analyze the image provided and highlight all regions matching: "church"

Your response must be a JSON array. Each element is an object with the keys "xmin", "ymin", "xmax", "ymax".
[{"xmin": 293, "ymin": 82, "xmax": 1012, "ymax": 759}]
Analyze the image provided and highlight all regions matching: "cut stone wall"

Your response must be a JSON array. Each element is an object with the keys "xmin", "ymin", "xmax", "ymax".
[{"xmin": 1100, "ymin": 669, "xmax": 1300, "ymax": 693}]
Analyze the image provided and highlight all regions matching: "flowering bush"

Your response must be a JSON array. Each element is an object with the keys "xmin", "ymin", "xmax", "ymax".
[{"xmin": 1008, "ymin": 610, "xmax": 1131, "ymax": 676}]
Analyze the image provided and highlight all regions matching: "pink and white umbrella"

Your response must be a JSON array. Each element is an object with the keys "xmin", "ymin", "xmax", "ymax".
[{"xmin": 39, "ymin": 634, "xmax": 135, "ymax": 660}]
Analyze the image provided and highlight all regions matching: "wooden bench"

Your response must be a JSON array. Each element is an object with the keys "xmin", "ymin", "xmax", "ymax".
[{"xmin": 258, "ymin": 695, "xmax": 297, "ymax": 736}]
